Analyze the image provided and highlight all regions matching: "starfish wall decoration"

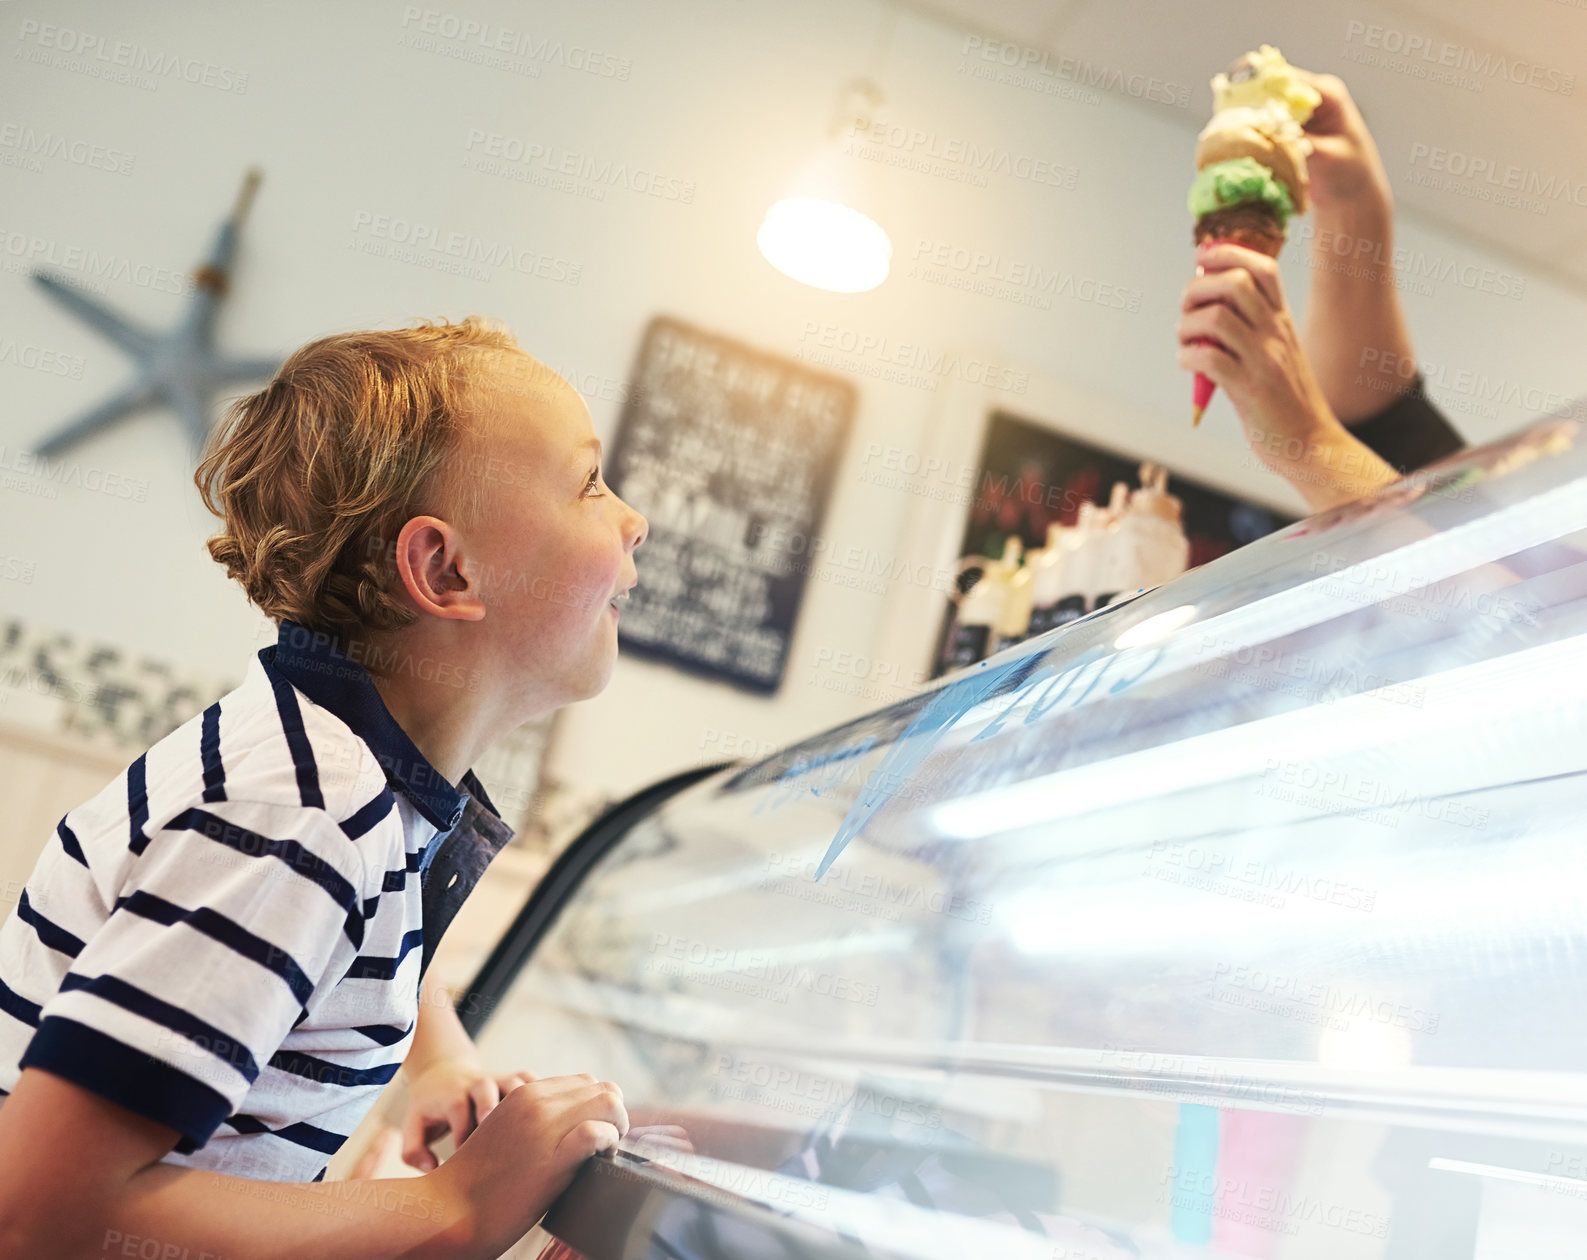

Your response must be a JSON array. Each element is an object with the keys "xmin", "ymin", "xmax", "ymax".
[{"xmin": 30, "ymin": 168, "xmax": 282, "ymax": 461}]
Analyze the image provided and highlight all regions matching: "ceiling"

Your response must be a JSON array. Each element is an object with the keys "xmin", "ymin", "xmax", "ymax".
[{"xmin": 904, "ymin": 0, "xmax": 1587, "ymax": 293}]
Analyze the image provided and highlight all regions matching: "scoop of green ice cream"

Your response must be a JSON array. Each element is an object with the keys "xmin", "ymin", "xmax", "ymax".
[{"xmin": 1188, "ymin": 157, "xmax": 1295, "ymax": 226}]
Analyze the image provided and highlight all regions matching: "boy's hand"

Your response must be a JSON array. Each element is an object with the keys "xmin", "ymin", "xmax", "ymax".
[
  {"xmin": 400, "ymin": 1056, "xmax": 534, "ymax": 1172},
  {"xmin": 429, "ymin": 1073, "xmax": 628, "ymax": 1255}
]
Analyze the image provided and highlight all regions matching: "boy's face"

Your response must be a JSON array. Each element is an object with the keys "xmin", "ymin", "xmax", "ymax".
[{"xmin": 463, "ymin": 353, "xmax": 648, "ymax": 709}]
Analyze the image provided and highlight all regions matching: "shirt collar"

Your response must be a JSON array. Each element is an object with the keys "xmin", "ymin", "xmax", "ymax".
[{"xmin": 261, "ymin": 620, "xmax": 499, "ymax": 832}]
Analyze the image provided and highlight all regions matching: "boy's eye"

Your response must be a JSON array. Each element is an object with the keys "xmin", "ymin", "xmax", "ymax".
[{"xmin": 584, "ymin": 466, "xmax": 602, "ymax": 495}]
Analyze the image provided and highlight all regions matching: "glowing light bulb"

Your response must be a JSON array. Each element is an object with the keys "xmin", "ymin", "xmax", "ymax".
[{"xmin": 757, "ymin": 196, "xmax": 892, "ymax": 293}]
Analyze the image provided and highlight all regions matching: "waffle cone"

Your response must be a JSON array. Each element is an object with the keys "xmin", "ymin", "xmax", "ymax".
[{"xmin": 1193, "ymin": 203, "xmax": 1285, "ymax": 256}]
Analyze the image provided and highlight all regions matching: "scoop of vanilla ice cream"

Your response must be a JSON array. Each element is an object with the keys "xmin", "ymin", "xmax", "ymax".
[
  {"xmin": 1211, "ymin": 45, "xmax": 1322, "ymax": 122},
  {"xmin": 1197, "ymin": 101, "xmax": 1312, "ymax": 156}
]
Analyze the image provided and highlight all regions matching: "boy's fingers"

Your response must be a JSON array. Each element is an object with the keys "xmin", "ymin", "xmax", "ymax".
[
  {"xmin": 555, "ymin": 1119, "xmax": 622, "ymax": 1166},
  {"xmin": 467, "ymin": 1076, "xmax": 502, "ymax": 1132},
  {"xmin": 400, "ymin": 1110, "xmax": 438, "ymax": 1172},
  {"xmin": 518, "ymin": 1074, "xmax": 605, "ymax": 1101},
  {"xmin": 501, "ymin": 1072, "xmax": 606, "ymax": 1104},
  {"xmin": 567, "ymin": 1083, "xmax": 629, "ymax": 1139},
  {"xmin": 475, "ymin": 1075, "xmax": 617, "ymax": 1133},
  {"xmin": 446, "ymin": 1097, "xmax": 473, "ymax": 1151}
]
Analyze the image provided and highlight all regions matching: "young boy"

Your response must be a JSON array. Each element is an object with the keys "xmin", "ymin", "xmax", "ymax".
[{"xmin": 0, "ymin": 317, "xmax": 649, "ymax": 1258}]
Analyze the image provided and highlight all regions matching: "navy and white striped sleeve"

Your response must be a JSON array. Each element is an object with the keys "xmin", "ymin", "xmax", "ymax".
[{"xmin": 19, "ymin": 797, "xmax": 366, "ymax": 1152}]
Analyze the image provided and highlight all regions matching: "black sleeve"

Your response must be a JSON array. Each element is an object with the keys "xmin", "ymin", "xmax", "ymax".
[{"xmin": 1345, "ymin": 375, "xmax": 1466, "ymax": 475}]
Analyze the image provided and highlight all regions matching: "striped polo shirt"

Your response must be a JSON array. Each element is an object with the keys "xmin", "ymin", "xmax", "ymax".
[{"xmin": 0, "ymin": 620, "xmax": 513, "ymax": 1181}]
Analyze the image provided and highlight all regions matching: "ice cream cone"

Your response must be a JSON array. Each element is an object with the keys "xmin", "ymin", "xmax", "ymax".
[
  {"xmin": 1187, "ymin": 46, "xmax": 1316, "ymax": 427},
  {"xmin": 1191, "ymin": 204, "xmax": 1286, "ymax": 257}
]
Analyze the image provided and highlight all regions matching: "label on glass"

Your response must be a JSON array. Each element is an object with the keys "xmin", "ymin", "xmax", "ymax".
[
  {"xmin": 946, "ymin": 622, "xmax": 991, "ymax": 670},
  {"xmin": 1026, "ymin": 596, "xmax": 1087, "ymax": 638}
]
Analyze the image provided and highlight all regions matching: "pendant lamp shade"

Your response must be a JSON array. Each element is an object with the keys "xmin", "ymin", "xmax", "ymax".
[{"xmin": 758, "ymin": 82, "xmax": 893, "ymax": 293}]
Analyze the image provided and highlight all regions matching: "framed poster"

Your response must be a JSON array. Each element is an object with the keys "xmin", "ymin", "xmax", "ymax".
[
  {"xmin": 864, "ymin": 359, "xmax": 1307, "ymax": 694},
  {"xmin": 965, "ymin": 410, "xmax": 1290, "ymax": 567},
  {"xmin": 606, "ymin": 316, "xmax": 857, "ymax": 694}
]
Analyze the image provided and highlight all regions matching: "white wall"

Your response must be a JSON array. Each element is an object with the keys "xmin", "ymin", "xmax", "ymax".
[{"xmin": 4, "ymin": 0, "xmax": 1585, "ymax": 804}]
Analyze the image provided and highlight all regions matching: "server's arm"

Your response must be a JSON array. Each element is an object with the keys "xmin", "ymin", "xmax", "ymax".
[{"xmin": 1290, "ymin": 69, "xmax": 1425, "ymax": 426}]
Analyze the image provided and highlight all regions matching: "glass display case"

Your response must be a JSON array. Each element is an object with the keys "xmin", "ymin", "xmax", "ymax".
[{"xmin": 460, "ymin": 415, "xmax": 1587, "ymax": 1260}]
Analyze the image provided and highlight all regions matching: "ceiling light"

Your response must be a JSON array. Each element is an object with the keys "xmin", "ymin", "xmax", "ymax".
[{"xmin": 758, "ymin": 79, "xmax": 893, "ymax": 294}]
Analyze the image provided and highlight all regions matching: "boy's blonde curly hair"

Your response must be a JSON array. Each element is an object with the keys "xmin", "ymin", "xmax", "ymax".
[{"xmin": 196, "ymin": 316, "xmax": 522, "ymax": 657}]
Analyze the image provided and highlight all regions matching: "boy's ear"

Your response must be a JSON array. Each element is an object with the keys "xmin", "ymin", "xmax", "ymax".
[{"xmin": 392, "ymin": 516, "xmax": 487, "ymax": 622}]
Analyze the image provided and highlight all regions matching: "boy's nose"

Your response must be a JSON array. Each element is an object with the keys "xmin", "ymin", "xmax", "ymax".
[{"xmin": 626, "ymin": 505, "xmax": 649, "ymax": 549}]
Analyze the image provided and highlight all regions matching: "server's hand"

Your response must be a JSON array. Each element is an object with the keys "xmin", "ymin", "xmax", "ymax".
[
  {"xmin": 430, "ymin": 1073, "xmax": 629, "ymax": 1255},
  {"xmin": 400, "ymin": 1057, "xmax": 535, "ymax": 1172},
  {"xmin": 1292, "ymin": 68, "xmax": 1394, "ymax": 217},
  {"xmin": 1178, "ymin": 241, "xmax": 1399, "ymax": 512},
  {"xmin": 1179, "ymin": 241, "xmax": 1331, "ymax": 461}
]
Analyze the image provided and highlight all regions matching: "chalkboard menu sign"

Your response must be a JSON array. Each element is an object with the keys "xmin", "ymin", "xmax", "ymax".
[{"xmin": 606, "ymin": 316, "xmax": 856, "ymax": 693}]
